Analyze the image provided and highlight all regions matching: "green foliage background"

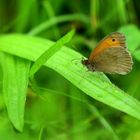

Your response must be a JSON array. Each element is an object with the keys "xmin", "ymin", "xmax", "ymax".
[{"xmin": 0, "ymin": 0, "xmax": 140, "ymax": 140}]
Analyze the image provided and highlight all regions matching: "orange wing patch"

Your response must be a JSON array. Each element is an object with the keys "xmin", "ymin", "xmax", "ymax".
[{"xmin": 89, "ymin": 32, "xmax": 126, "ymax": 62}]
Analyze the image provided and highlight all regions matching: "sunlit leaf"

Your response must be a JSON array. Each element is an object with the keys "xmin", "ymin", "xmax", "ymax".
[
  {"xmin": 30, "ymin": 29, "xmax": 75, "ymax": 77},
  {"xmin": 0, "ymin": 52, "xmax": 30, "ymax": 131},
  {"xmin": 119, "ymin": 24, "xmax": 140, "ymax": 52},
  {"xmin": 0, "ymin": 34, "xmax": 140, "ymax": 121}
]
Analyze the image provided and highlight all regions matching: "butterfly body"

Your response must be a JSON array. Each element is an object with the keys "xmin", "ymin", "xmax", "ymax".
[{"xmin": 82, "ymin": 32, "xmax": 133, "ymax": 75}]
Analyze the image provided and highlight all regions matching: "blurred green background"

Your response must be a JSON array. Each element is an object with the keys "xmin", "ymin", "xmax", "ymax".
[{"xmin": 1, "ymin": 0, "xmax": 140, "ymax": 140}]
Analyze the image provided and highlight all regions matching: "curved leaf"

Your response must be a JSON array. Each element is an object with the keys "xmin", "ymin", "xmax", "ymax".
[
  {"xmin": 0, "ymin": 34, "xmax": 140, "ymax": 120},
  {"xmin": 0, "ymin": 52, "xmax": 30, "ymax": 131}
]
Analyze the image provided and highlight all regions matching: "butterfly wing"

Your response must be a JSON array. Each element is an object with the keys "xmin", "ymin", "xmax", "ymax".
[
  {"xmin": 92, "ymin": 47, "xmax": 133, "ymax": 74},
  {"xmin": 89, "ymin": 32, "xmax": 126, "ymax": 62}
]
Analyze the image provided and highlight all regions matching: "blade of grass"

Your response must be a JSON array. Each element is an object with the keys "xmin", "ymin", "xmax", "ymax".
[
  {"xmin": 0, "ymin": 52, "xmax": 30, "ymax": 131},
  {"xmin": 43, "ymin": 0, "xmax": 60, "ymax": 38},
  {"xmin": 90, "ymin": 0, "xmax": 99, "ymax": 31},
  {"xmin": 15, "ymin": 0, "xmax": 35, "ymax": 32},
  {"xmin": 28, "ymin": 14, "xmax": 88, "ymax": 35},
  {"xmin": 116, "ymin": 0, "xmax": 128, "ymax": 25},
  {"xmin": 30, "ymin": 83, "xmax": 119, "ymax": 140},
  {"xmin": 29, "ymin": 29, "xmax": 75, "ymax": 77},
  {"xmin": 88, "ymin": 105, "xmax": 119, "ymax": 140},
  {"xmin": 0, "ymin": 34, "xmax": 140, "ymax": 120}
]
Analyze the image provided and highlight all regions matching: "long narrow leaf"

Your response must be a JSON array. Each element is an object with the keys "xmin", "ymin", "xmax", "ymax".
[
  {"xmin": 0, "ymin": 52, "xmax": 30, "ymax": 131},
  {"xmin": 30, "ymin": 29, "xmax": 75, "ymax": 77},
  {"xmin": 0, "ymin": 34, "xmax": 140, "ymax": 120}
]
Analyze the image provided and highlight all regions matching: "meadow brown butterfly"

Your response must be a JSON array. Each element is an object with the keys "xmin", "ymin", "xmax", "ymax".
[{"xmin": 82, "ymin": 32, "xmax": 133, "ymax": 74}]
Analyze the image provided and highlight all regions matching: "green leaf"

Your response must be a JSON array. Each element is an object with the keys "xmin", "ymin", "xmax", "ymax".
[
  {"xmin": 119, "ymin": 24, "xmax": 140, "ymax": 61},
  {"xmin": 133, "ymin": 50, "xmax": 140, "ymax": 61},
  {"xmin": 0, "ymin": 52, "xmax": 30, "ymax": 131},
  {"xmin": 31, "ymin": 84, "xmax": 119, "ymax": 140},
  {"xmin": 28, "ymin": 14, "xmax": 88, "ymax": 35},
  {"xmin": 0, "ymin": 34, "xmax": 140, "ymax": 120},
  {"xmin": 119, "ymin": 24, "xmax": 140, "ymax": 52},
  {"xmin": 30, "ymin": 29, "xmax": 75, "ymax": 77}
]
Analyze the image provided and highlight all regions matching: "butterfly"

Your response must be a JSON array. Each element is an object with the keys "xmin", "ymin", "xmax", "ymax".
[{"xmin": 82, "ymin": 32, "xmax": 133, "ymax": 75}]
